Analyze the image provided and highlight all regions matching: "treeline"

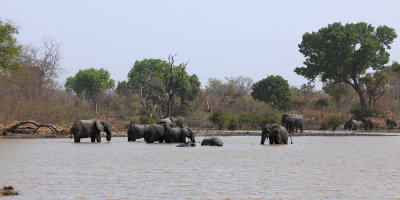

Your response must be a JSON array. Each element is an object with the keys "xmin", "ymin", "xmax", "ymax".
[{"xmin": 0, "ymin": 20, "xmax": 399, "ymax": 130}]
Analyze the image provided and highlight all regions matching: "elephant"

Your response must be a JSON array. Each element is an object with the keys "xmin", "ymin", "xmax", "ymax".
[
  {"xmin": 176, "ymin": 141, "xmax": 196, "ymax": 147},
  {"xmin": 361, "ymin": 117, "xmax": 374, "ymax": 131},
  {"xmin": 157, "ymin": 117, "xmax": 184, "ymax": 128},
  {"xmin": 164, "ymin": 127, "xmax": 196, "ymax": 143},
  {"xmin": 261, "ymin": 124, "xmax": 292, "ymax": 145},
  {"xmin": 201, "ymin": 137, "xmax": 223, "ymax": 146},
  {"xmin": 70, "ymin": 119, "xmax": 112, "ymax": 143},
  {"xmin": 344, "ymin": 119, "xmax": 358, "ymax": 131},
  {"xmin": 127, "ymin": 124, "xmax": 150, "ymax": 141},
  {"xmin": 146, "ymin": 123, "xmax": 173, "ymax": 143},
  {"xmin": 385, "ymin": 118, "xmax": 397, "ymax": 129},
  {"xmin": 282, "ymin": 114, "xmax": 304, "ymax": 133}
]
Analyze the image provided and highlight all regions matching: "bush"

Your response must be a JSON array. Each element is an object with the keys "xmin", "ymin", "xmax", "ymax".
[
  {"xmin": 350, "ymin": 105, "xmax": 383, "ymax": 120},
  {"xmin": 320, "ymin": 115, "xmax": 347, "ymax": 130},
  {"xmin": 139, "ymin": 115, "xmax": 155, "ymax": 124},
  {"xmin": 209, "ymin": 110, "xmax": 228, "ymax": 130},
  {"xmin": 228, "ymin": 116, "xmax": 239, "ymax": 130}
]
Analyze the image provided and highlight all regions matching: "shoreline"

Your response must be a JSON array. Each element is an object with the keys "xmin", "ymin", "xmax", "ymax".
[{"xmin": 1, "ymin": 130, "xmax": 400, "ymax": 139}]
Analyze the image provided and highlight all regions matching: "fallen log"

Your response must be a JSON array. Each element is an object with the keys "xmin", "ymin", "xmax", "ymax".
[{"xmin": 3, "ymin": 120, "xmax": 65, "ymax": 136}]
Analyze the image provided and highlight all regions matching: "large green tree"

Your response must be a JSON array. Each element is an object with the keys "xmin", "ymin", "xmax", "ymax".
[
  {"xmin": 294, "ymin": 22, "xmax": 397, "ymax": 108},
  {"xmin": 127, "ymin": 55, "xmax": 200, "ymax": 117},
  {"xmin": 251, "ymin": 75, "xmax": 292, "ymax": 110},
  {"xmin": 65, "ymin": 68, "xmax": 115, "ymax": 113},
  {"xmin": 0, "ymin": 20, "xmax": 21, "ymax": 73}
]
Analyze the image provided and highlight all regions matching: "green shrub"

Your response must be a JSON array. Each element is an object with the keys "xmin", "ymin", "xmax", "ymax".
[
  {"xmin": 228, "ymin": 116, "xmax": 239, "ymax": 130},
  {"xmin": 350, "ymin": 105, "xmax": 383, "ymax": 120},
  {"xmin": 139, "ymin": 115, "xmax": 155, "ymax": 124},
  {"xmin": 209, "ymin": 110, "xmax": 228, "ymax": 130},
  {"xmin": 320, "ymin": 115, "xmax": 347, "ymax": 130}
]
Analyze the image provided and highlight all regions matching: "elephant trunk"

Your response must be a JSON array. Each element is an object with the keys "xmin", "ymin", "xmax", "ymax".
[
  {"xmin": 191, "ymin": 135, "xmax": 196, "ymax": 142},
  {"xmin": 106, "ymin": 131, "xmax": 112, "ymax": 141}
]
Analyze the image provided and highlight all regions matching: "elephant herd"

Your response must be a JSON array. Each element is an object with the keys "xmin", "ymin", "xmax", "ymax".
[
  {"xmin": 69, "ymin": 117, "xmax": 293, "ymax": 146},
  {"xmin": 70, "ymin": 117, "xmax": 222, "ymax": 147},
  {"xmin": 69, "ymin": 114, "xmax": 398, "ymax": 146},
  {"xmin": 344, "ymin": 117, "xmax": 398, "ymax": 131}
]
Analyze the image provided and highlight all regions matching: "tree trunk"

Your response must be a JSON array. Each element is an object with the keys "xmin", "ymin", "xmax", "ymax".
[{"xmin": 351, "ymin": 83, "xmax": 367, "ymax": 108}]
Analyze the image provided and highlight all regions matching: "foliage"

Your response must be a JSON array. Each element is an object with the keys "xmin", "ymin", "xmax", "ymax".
[
  {"xmin": 320, "ymin": 115, "xmax": 347, "ymax": 130},
  {"xmin": 228, "ymin": 116, "xmax": 239, "ymax": 130},
  {"xmin": 314, "ymin": 98, "xmax": 333, "ymax": 110},
  {"xmin": 209, "ymin": 110, "xmax": 229, "ymax": 130},
  {"xmin": 127, "ymin": 56, "xmax": 200, "ymax": 117},
  {"xmin": 0, "ymin": 20, "xmax": 21, "ymax": 72},
  {"xmin": 360, "ymin": 71, "xmax": 389, "ymax": 108},
  {"xmin": 295, "ymin": 22, "xmax": 397, "ymax": 108},
  {"xmin": 298, "ymin": 82, "xmax": 315, "ymax": 103},
  {"xmin": 322, "ymin": 82, "xmax": 353, "ymax": 110},
  {"xmin": 65, "ymin": 68, "xmax": 115, "ymax": 112},
  {"xmin": 251, "ymin": 75, "xmax": 292, "ymax": 110},
  {"xmin": 350, "ymin": 105, "xmax": 383, "ymax": 120},
  {"xmin": 140, "ymin": 115, "xmax": 155, "ymax": 124}
]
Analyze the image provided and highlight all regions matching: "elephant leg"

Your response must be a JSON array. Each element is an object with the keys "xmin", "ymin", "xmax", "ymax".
[
  {"xmin": 91, "ymin": 136, "xmax": 96, "ymax": 142},
  {"xmin": 269, "ymin": 139, "xmax": 273, "ymax": 144},
  {"xmin": 74, "ymin": 137, "xmax": 80, "ymax": 143},
  {"xmin": 96, "ymin": 134, "xmax": 101, "ymax": 142}
]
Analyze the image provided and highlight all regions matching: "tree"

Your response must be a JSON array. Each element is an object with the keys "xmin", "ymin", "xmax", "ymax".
[
  {"xmin": 65, "ymin": 68, "xmax": 115, "ymax": 113},
  {"xmin": 251, "ymin": 75, "xmax": 292, "ymax": 110},
  {"xmin": 323, "ymin": 82, "xmax": 353, "ymax": 111},
  {"xmin": 0, "ymin": 20, "xmax": 21, "ymax": 73},
  {"xmin": 298, "ymin": 82, "xmax": 315, "ymax": 103},
  {"xmin": 295, "ymin": 22, "xmax": 397, "ymax": 108},
  {"xmin": 360, "ymin": 71, "xmax": 389, "ymax": 108},
  {"xmin": 127, "ymin": 55, "xmax": 200, "ymax": 117},
  {"xmin": 209, "ymin": 110, "xmax": 228, "ymax": 130}
]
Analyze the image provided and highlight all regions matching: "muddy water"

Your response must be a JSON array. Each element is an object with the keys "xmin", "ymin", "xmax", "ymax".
[{"xmin": 1, "ymin": 136, "xmax": 399, "ymax": 199}]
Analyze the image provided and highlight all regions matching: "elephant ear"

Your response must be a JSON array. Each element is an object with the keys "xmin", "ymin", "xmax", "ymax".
[
  {"xmin": 183, "ymin": 128, "xmax": 191, "ymax": 137},
  {"xmin": 95, "ymin": 120, "xmax": 105, "ymax": 132}
]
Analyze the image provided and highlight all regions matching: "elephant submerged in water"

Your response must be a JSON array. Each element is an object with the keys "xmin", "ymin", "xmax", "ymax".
[
  {"xmin": 146, "ymin": 123, "xmax": 173, "ymax": 143},
  {"xmin": 127, "ymin": 124, "xmax": 150, "ymax": 141},
  {"xmin": 70, "ymin": 119, "xmax": 112, "ymax": 143},
  {"xmin": 201, "ymin": 137, "xmax": 223, "ymax": 146},
  {"xmin": 176, "ymin": 141, "xmax": 196, "ymax": 147},
  {"xmin": 165, "ymin": 127, "xmax": 195, "ymax": 143},
  {"xmin": 261, "ymin": 124, "xmax": 292, "ymax": 145}
]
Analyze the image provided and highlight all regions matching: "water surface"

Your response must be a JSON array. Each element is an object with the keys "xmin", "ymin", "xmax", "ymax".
[{"xmin": 1, "ymin": 136, "xmax": 399, "ymax": 199}]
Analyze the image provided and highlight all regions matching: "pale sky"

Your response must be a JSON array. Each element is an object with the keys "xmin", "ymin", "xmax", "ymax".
[{"xmin": 2, "ymin": 0, "xmax": 400, "ymax": 89}]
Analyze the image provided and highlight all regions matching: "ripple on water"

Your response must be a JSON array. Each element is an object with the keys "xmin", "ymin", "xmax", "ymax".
[{"xmin": 1, "ymin": 136, "xmax": 400, "ymax": 199}]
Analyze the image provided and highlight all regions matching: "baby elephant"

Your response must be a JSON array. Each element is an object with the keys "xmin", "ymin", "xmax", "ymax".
[
  {"xmin": 201, "ymin": 137, "xmax": 223, "ymax": 146},
  {"xmin": 176, "ymin": 141, "xmax": 196, "ymax": 147}
]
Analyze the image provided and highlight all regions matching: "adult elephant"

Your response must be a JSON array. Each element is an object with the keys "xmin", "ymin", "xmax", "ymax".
[
  {"xmin": 70, "ymin": 119, "xmax": 112, "ymax": 143},
  {"xmin": 282, "ymin": 114, "xmax": 304, "ymax": 133},
  {"xmin": 201, "ymin": 137, "xmax": 223, "ymax": 146},
  {"xmin": 127, "ymin": 124, "xmax": 150, "ymax": 141},
  {"xmin": 385, "ymin": 118, "xmax": 397, "ymax": 129},
  {"xmin": 261, "ymin": 124, "xmax": 292, "ymax": 145},
  {"xmin": 146, "ymin": 123, "xmax": 173, "ymax": 143},
  {"xmin": 361, "ymin": 117, "xmax": 374, "ymax": 131},
  {"xmin": 165, "ymin": 127, "xmax": 196, "ymax": 143},
  {"xmin": 157, "ymin": 117, "xmax": 184, "ymax": 128},
  {"xmin": 344, "ymin": 119, "xmax": 358, "ymax": 131}
]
